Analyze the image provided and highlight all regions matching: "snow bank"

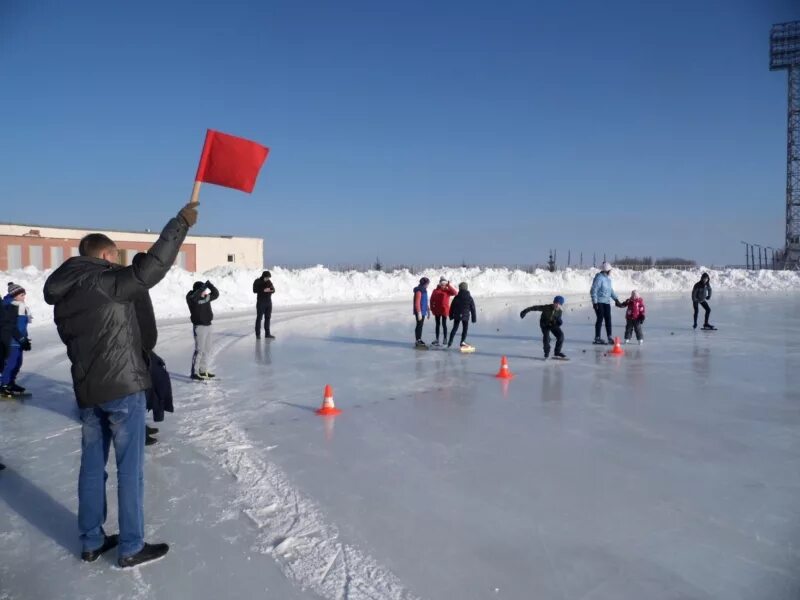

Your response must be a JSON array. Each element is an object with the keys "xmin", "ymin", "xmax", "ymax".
[{"xmin": 4, "ymin": 264, "xmax": 799, "ymax": 328}]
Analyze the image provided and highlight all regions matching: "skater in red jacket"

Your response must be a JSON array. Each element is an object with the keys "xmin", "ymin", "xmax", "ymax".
[
  {"xmin": 616, "ymin": 290, "xmax": 645, "ymax": 344},
  {"xmin": 429, "ymin": 277, "xmax": 457, "ymax": 347}
]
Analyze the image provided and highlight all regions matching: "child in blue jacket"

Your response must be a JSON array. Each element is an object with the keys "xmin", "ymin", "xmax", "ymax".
[{"xmin": 0, "ymin": 283, "xmax": 33, "ymax": 397}]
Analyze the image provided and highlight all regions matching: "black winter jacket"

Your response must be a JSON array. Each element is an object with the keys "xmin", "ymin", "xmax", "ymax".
[
  {"xmin": 186, "ymin": 282, "xmax": 219, "ymax": 326},
  {"xmin": 43, "ymin": 216, "xmax": 188, "ymax": 408},
  {"xmin": 691, "ymin": 281, "xmax": 712, "ymax": 303},
  {"xmin": 449, "ymin": 290, "xmax": 477, "ymax": 322},
  {"xmin": 253, "ymin": 277, "xmax": 275, "ymax": 303},
  {"xmin": 146, "ymin": 351, "xmax": 173, "ymax": 422},
  {"xmin": 522, "ymin": 304, "xmax": 563, "ymax": 327}
]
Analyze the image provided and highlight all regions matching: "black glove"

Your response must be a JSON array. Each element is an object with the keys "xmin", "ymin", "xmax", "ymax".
[
  {"xmin": 592, "ymin": 303, "xmax": 598, "ymax": 311},
  {"xmin": 639, "ymin": 316, "xmax": 645, "ymax": 323},
  {"xmin": 614, "ymin": 300, "xmax": 622, "ymax": 308},
  {"xmin": 520, "ymin": 309, "xmax": 528, "ymax": 319},
  {"xmin": 20, "ymin": 338, "xmax": 32, "ymax": 352}
]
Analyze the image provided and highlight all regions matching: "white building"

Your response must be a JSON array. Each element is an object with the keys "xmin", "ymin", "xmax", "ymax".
[{"xmin": 0, "ymin": 222, "xmax": 263, "ymax": 273}]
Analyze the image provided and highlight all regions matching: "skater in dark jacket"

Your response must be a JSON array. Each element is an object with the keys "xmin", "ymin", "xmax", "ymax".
[
  {"xmin": 691, "ymin": 272, "xmax": 713, "ymax": 329},
  {"xmin": 253, "ymin": 270, "xmax": 275, "ymax": 339},
  {"xmin": 521, "ymin": 296, "xmax": 566, "ymax": 359},
  {"xmin": 448, "ymin": 283, "xmax": 477, "ymax": 349},
  {"xmin": 0, "ymin": 283, "xmax": 32, "ymax": 398},
  {"xmin": 186, "ymin": 280, "xmax": 219, "ymax": 379},
  {"xmin": 43, "ymin": 202, "xmax": 197, "ymax": 568}
]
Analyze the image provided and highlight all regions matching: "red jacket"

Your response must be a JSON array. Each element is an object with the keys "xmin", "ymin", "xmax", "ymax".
[
  {"xmin": 622, "ymin": 296, "xmax": 645, "ymax": 321},
  {"xmin": 429, "ymin": 284, "xmax": 457, "ymax": 317}
]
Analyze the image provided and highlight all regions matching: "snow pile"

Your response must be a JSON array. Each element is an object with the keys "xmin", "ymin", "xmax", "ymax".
[{"xmin": 3, "ymin": 264, "xmax": 799, "ymax": 328}]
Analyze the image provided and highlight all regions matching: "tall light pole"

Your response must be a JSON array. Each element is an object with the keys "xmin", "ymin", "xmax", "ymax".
[
  {"xmin": 754, "ymin": 244, "xmax": 763, "ymax": 269},
  {"xmin": 766, "ymin": 246, "xmax": 775, "ymax": 269},
  {"xmin": 740, "ymin": 241, "xmax": 750, "ymax": 269}
]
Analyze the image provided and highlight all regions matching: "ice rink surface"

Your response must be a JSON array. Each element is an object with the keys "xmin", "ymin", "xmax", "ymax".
[{"xmin": 1, "ymin": 292, "xmax": 799, "ymax": 600}]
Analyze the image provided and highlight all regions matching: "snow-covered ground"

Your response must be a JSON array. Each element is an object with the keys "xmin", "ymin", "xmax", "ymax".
[
  {"xmin": 1, "ymin": 292, "xmax": 800, "ymax": 600},
  {"xmin": 3, "ymin": 264, "xmax": 800, "ymax": 327}
]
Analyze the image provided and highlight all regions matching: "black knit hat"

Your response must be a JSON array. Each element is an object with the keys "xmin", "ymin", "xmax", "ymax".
[
  {"xmin": 262, "ymin": 270, "xmax": 272, "ymax": 279},
  {"xmin": 419, "ymin": 277, "xmax": 430, "ymax": 285}
]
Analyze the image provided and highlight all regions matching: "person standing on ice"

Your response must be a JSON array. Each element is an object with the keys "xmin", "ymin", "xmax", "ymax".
[
  {"xmin": 590, "ymin": 262, "xmax": 619, "ymax": 345},
  {"xmin": 617, "ymin": 290, "xmax": 645, "ymax": 344},
  {"xmin": 0, "ymin": 283, "xmax": 33, "ymax": 398},
  {"xmin": 691, "ymin": 272, "xmax": 714, "ymax": 330},
  {"xmin": 412, "ymin": 277, "xmax": 431, "ymax": 348},
  {"xmin": 186, "ymin": 280, "xmax": 220, "ymax": 379},
  {"xmin": 448, "ymin": 282, "xmax": 477, "ymax": 349},
  {"xmin": 253, "ymin": 270, "xmax": 275, "ymax": 339},
  {"xmin": 429, "ymin": 277, "xmax": 457, "ymax": 347},
  {"xmin": 43, "ymin": 201, "xmax": 197, "ymax": 568},
  {"xmin": 520, "ymin": 296, "xmax": 567, "ymax": 359}
]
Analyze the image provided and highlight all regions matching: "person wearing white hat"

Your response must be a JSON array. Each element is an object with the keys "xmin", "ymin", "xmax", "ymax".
[{"xmin": 590, "ymin": 262, "xmax": 619, "ymax": 345}]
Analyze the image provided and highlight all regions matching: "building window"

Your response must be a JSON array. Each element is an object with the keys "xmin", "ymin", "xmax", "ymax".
[
  {"xmin": 50, "ymin": 246, "xmax": 64, "ymax": 268},
  {"xmin": 8, "ymin": 245, "xmax": 22, "ymax": 270},
  {"xmin": 227, "ymin": 254, "xmax": 235, "ymax": 263},
  {"xmin": 29, "ymin": 245, "xmax": 43, "ymax": 269}
]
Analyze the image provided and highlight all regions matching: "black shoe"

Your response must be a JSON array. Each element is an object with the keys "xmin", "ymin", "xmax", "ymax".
[
  {"xmin": 190, "ymin": 373, "xmax": 206, "ymax": 381},
  {"xmin": 593, "ymin": 337, "xmax": 606, "ymax": 345},
  {"xmin": 693, "ymin": 323, "xmax": 697, "ymax": 329},
  {"xmin": 145, "ymin": 435, "xmax": 158, "ymax": 446},
  {"xmin": 0, "ymin": 386, "xmax": 13, "ymax": 399},
  {"xmin": 146, "ymin": 425, "xmax": 159, "ymax": 435},
  {"xmin": 118, "ymin": 542, "xmax": 170, "ymax": 568},
  {"xmin": 0, "ymin": 463, "xmax": 5, "ymax": 471},
  {"xmin": 9, "ymin": 383, "xmax": 25, "ymax": 394},
  {"xmin": 255, "ymin": 334, "xmax": 261, "ymax": 339},
  {"xmin": 607, "ymin": 336, "xmax": 615, "ymax": 345},
  {"xmin": 265, "ymin": 334, "xmax": 275, "ymax": 339},
  {"xmin": 554, "ymin": 352, "xmax": 568, "ymax": 359},
  {"xmin": 81, "ymin": 534, "xmax": 119, "ymax": 563},
  {"xmin": 199, "ymin": 371, "xmax": 216, "ymax": 379}
]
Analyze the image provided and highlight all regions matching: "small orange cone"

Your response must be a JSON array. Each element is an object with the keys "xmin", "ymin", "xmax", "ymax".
[
  {"xmin": 316, "ymin": 384, "xmax": 342, "ymax": 416},
  {"xmin": 610, "ymin": 336, "xmax": 625, "ymax": 356},
  {"xmin": 495, "ymin": 356, "xmax": 514, "ymax": 379}
]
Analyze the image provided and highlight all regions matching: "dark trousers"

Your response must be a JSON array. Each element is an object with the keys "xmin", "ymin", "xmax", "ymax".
[
  {"xmin": 434, "ymin": 315, "xmax": 448, "ymax": 341},
  {"xmin": 693, "ymin": 301, "xmax": 710, "ymax": 327},
  {"xmin": 255, "ymin": 300, "xmax": 272, "ymax": 336},
  {"xmin": 624, "ymin": 319, "xmax": 643, "ymax": 341},
  {"xmin": 541, "ymin": 324, "xmax": 564, "ymax": 356},
  {"xmin": 414, "ymin": 314, "xmax": 425, "ymax": 341},
  {"xmin": 594, "ymin": 303, "xmax": 613, "ymax": 338},
  {"xmin": 448, "ymin": 319, "xmax": 469, "ymax": 346}
]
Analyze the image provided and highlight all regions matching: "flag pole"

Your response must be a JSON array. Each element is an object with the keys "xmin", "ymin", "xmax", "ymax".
[{"xmin": 189, "ymin": 181, "xmax": 201, "ymax": 205}]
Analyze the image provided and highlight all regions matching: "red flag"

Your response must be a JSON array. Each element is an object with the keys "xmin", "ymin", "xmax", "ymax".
[{"xmin": 194, "ymin": 129, "xmax": 270, "ymax": 193}]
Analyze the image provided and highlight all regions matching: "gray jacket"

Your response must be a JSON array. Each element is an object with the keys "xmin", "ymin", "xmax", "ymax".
[{"xmin": 691, "ymin": 281, "xmax": 712, "ymax": 303}]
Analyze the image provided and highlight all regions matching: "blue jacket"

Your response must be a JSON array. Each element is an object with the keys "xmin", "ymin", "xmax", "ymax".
[
  {"xmin": 2, "ymin": 294, "xmax": 29, "ymax": 347},
  {"xmin": 412, "ymin": 286, "xmax": 429, "ymax": 317},
  {"xmin": 590, "ymin": 273, "xmax": 618, "ymax": 305}
]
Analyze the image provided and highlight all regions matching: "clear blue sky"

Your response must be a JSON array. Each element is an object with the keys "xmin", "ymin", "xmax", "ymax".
[{"xmin": 1, "ymin": 0, "xmax": 797, "ymax": 267}]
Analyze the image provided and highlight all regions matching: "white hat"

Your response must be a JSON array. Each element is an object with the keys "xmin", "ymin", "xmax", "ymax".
[
  {"xmin": 439, "ymin": 276, "xmax": 448, "ymax": 284},
  {"xmin": 601, "ymin": 261, "xmax": 612, "ymax": 272}
]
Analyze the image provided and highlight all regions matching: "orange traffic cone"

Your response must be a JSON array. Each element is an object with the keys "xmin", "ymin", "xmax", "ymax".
[
  {"xmin": 316, "ymin": 384, "xmax": 342, "ymax": 416},
  {"xmin": 610, "ymin": 336, "xmax": 625, "ymax": 356},
  {"xmin": 495, "ymin": 356, "xmax": 514, "ymax": 379}
]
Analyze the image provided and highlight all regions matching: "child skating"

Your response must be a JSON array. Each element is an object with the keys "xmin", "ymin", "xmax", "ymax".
[
  {"xmin": 429, "ymin": 277, "xmax": 457, "ymax": 347},
  {"xmin": 520, "ymin": 296, "xmax": 567, "ymax": 360},
  {"xmin": 448, "ymin": 282, "xmax": 477, "ymax": 351},
  {"xmin": 691, "ymin": 272, "xmax": 715, "ymax": 330},
  {"xmin": 617, "ymin": 290, "xmax": 645, "ymax": 344},
  {"xmin": 0, "ymin": 283, "xmax": 33, "ymax": 398},
  {"xmin": 412, "ymin": 277, "xmax": 431, "ymax": 348}
]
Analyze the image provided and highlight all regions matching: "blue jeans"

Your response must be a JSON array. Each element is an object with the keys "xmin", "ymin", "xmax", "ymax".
[
  {"xmin": 1, "ymin": 345, "xmax": 22, "ymax": 385},
  {"xmin": 78, "ymin": 392, "xmax": 146, "ymax": 559}
]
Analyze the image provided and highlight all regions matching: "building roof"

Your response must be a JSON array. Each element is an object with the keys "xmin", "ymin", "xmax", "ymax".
[{"xmin": 0, "ymin": 221, "xmax": 260, "ymax": 241}]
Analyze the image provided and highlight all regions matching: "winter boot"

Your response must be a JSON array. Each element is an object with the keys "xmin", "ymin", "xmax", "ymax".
[
  {"xmin": 81, "ymin": 534, "xmax": 119, "ymax": 563},
  {"xmin": 146, "ymin": 425, "xmax": 159, "ymax": 435},
  {"xmin": 415, "ymin": 340, "xmax": 428, "ymax": 349},
  {"xmin": 554, "ymin": 352, "xmax": 568, "ymax": 360},
  {"xmin": 199, "ymin": 371, "xmax": 216, "ymax": 379},
  {"xmin": 593, "ymin": 337, "xmax": 606, "ymax": 345},
  {"xmin": 145, "ymin": 435, "xmax": 158, "ymax": 446},
  {"xmin": 607, "ymin": 336, "xmax": 615, "ymax": 345},
  {"xmin": 0, "ymin": 386, "xmax": 13, "ymax": 399},
  {"xmin": 9, "ymin": 383, "xmax": 25, "ymax": 394},
  {"xmin": 118, "ymin": 543, "xmax": 170, "ymax": 568},
  {"xmin": 431, "ymin": 340, "xmax": 440, "ymax": 347}
]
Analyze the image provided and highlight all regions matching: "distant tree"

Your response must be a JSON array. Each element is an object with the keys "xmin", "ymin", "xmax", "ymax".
[
  {"xmin": 547, "ymin": 250, "xmax": 556, "ymax": 273},
  {"xmin": 655, "ymin": 257, "xmax": 697, "ymax": 267},
  {"xmin": 374, "ymin": 256, "xmax": 383, "ymax": 271},
  {"xmin": 615, "ymin": 256, "xmax": 654, "ymax": 267}
]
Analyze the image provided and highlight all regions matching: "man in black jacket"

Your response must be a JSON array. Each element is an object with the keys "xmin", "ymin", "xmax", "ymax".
[
  {"xmin": 252, "ymin": 270, "xmax": 275, "ymax": 339},
  {"xmin": 186, "ymin": 280, "xmax": 219, "ymax": 379},
  {"xmin": 43, "ymin": 202, "xmax": 197, "ymax": 568}
]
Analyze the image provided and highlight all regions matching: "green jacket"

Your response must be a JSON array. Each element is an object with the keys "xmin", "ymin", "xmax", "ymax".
[{"xmin": 521, "ymin": 304, "xmax": 563, "ymax": 327}]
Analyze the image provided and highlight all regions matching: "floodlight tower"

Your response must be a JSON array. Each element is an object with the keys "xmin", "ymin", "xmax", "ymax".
[{"xmin": 770, "ymin": 21, "xmax": 800, "ymax": 267}]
